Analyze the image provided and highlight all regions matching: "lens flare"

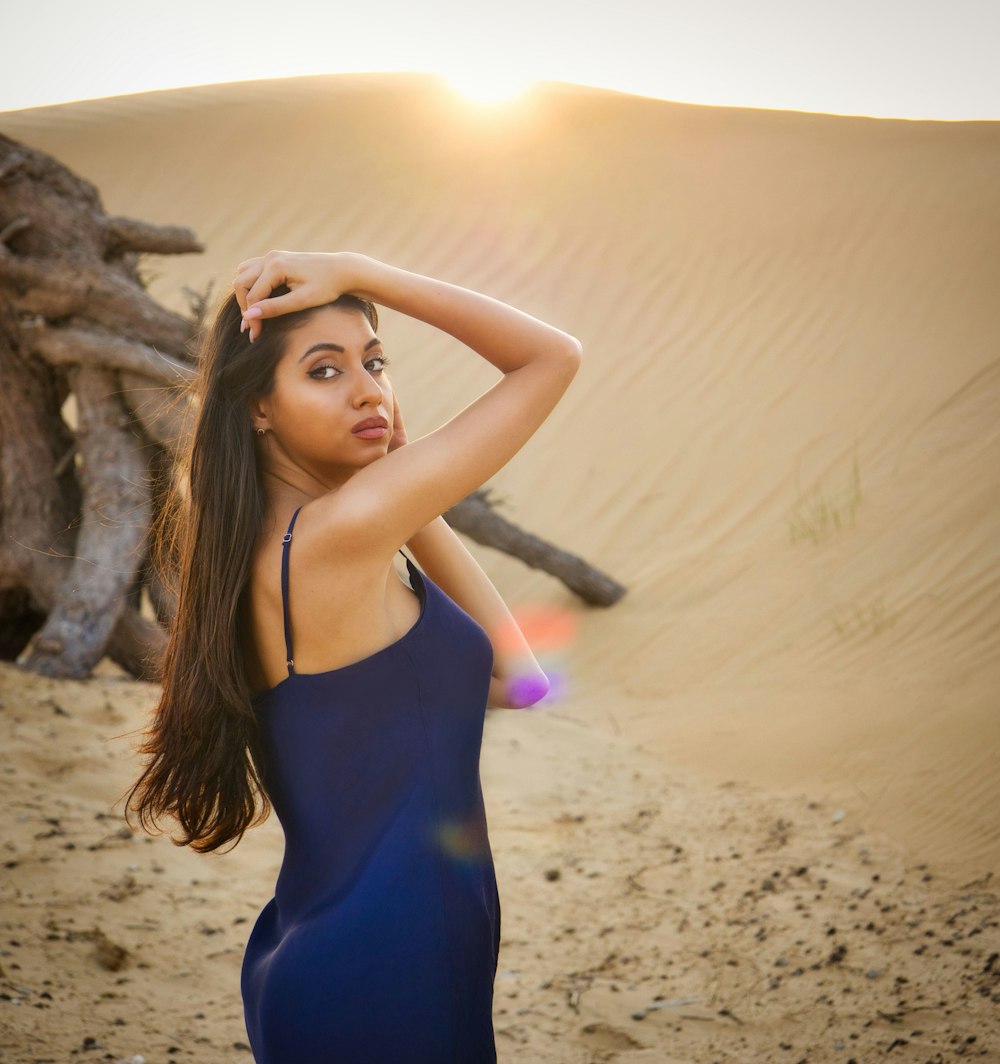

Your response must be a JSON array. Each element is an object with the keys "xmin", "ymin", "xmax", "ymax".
[
  {"xmin": 498, "ymin": 602, "xmax": 578, "ymax": 710},
  {"xmin": 507, "ymin": 672, "xmax": 551, "ymax": 706},
  {"xmin": 518, "ymin": 604, "xmax": 578, "ymax": 651},
  {"xmin": 495, "ymin": 603, "xmax": 578, "ymax": 655},
  {"xmin": 432, "ymin": 817, "xmax": 491, "ymax": 863}
]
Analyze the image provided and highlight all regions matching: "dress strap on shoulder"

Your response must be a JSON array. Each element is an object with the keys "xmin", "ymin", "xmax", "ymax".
[
  {"xmin": 280, "ymin": 506, "xmax": 304, "ymax": 675},
  {"xmin": 398, "ymin": 549, "xmax": 421, "ymax": 578}
]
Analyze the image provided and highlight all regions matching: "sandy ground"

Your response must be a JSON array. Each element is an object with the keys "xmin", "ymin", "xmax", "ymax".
[
  {"xmin": 2, "ymin": 75, "xmax": 1000, "ymax": 1060},
  {"xmin": 1, "ymin": 661, "xmax": 997, "ymax": 1063}
]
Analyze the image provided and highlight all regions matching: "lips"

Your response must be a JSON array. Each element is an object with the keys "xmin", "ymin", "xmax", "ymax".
[{"xmin": 352, "ymin": 416, "xmax": 388, "ymax": 434}]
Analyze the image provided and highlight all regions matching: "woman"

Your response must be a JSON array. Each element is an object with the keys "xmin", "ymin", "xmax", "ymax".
[{"xmin": 124, "ymin": 250, "xmax": 582, "ymax": 1063}]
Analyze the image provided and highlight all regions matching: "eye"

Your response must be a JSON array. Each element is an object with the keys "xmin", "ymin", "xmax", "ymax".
[
  {"xmin": 308, "ymin": 364, "xmax": 338, "ymax": 380},
  {"xmin": 367, "ymin": 355, "xmax": 390, "ymax": 372}
]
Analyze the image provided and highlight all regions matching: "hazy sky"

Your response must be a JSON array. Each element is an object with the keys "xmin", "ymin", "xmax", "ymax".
[{"xmin": 2, "ymin": 0, "xmax": 998, "ymax": 119}]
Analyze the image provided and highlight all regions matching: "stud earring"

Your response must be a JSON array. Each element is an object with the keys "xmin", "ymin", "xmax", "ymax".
[{"xmin": 256, "ymin": 427, "xmax": 266, "ymax": 437}]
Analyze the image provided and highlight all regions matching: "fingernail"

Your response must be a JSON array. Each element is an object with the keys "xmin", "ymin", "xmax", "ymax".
[
  {"xmin": 249, "ymin": 329, "xmax": 255, "ymax": 343},
  {"xmin": 240, "ymin": 318, "xmax": 246, "ymax": 333},
  {"xmin": 244, "ymin": 306, "xmax": 262, "ymax": 319}
]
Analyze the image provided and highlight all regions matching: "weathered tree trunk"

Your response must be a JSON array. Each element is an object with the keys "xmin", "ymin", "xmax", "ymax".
[
  {"xmin": 0, "ymin": 133, "xmax": 199, "ymax": 678},
  {"xmin": 19, "ymin": 365, "xmax": 152, "ymax": 676},
  {"xmin": 446, "ymin": 490, "xmax": 626, "ymax": 606},
  {"xmin": 0, "ymin": 133, "xmax": 624, "ymax": 681},
  {"xmin": 0, "ymin": 305, "xmax": 167, "ymax": 679}
]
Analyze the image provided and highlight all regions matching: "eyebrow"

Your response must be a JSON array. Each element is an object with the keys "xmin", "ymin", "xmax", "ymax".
[{"xmin": 298, "ymin": 337, "xmax": 382, "ymax": 363}]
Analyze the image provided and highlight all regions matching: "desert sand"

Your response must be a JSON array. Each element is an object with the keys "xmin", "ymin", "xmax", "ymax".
[{"xmin": 1, "ymin": 74, "xmax": 998, "ymax": 1062}]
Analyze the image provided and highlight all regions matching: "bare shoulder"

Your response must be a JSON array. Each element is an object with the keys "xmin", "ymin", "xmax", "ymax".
[
  {"xmin": 259, "ymin": 498, "xmax": 394, "ymax": 598},
  {"xmin": 245, "ymin": 502, "xmax": 415, "ymax": 690},
  {"xmin": 295, "ymin": 486, "xmax": 404, "ymax": 568}
]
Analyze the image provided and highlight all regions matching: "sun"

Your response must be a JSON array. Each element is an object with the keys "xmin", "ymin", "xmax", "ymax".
[{"xmin": 443, "ymin": 69, "xmax": 534, "ymax": 104}]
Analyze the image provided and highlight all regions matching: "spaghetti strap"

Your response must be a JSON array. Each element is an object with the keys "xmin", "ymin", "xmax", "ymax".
[
  {"xmin": 280, "ymin": 506, "xmax": 303, "ymax": 675},
  {"xmin": 281, "ymin": 504, "xmax": 416, "ymax": 676}
]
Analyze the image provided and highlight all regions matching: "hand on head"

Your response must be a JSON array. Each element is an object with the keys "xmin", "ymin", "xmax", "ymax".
[{"xmin": 232, "ymin": 251, "xmax": 367, "ymax": 342}]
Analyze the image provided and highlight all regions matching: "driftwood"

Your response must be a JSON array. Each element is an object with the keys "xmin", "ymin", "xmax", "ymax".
[
  {"xmin": 446, "ymin": 490, "xmax": 625, "ymax": 606},
  {"xmin": 0, "ymin": 133, "xmax": 624, "ymax": 681}
]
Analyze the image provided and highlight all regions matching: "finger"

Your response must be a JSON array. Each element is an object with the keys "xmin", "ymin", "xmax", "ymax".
[
  {"xmin": 234, "ymin": 286, "xmax": 250, "ymax": 315},
  {"xmin": 241, "ymin": 249, "xmax": 299, "ymax": 311},
  {"xmin": 244, "ymin": 284, "xmax": 322, "ymax": 322},
  {"xmin": 233, "ymin": 265, "xmax": 262, "ymax": 314},
  {"xmin": 234, "ymin": 250, "xmax": 290, "ymax": 312}
]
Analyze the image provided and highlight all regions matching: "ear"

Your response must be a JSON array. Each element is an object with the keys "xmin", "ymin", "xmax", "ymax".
[{"xmin": 249, "ymin": 397, "xmax": 272, "ymax": 435}]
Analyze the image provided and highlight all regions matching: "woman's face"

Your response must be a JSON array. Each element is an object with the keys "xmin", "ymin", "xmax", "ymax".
[{"xmin": 252, "ymin": 305, "xmax": 394, "ymax": 490}]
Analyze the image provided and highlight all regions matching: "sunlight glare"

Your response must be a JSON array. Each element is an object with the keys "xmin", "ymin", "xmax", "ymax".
[{"xmin": 444, "ymin": 68, "xmax": 534, "ymax": 104}]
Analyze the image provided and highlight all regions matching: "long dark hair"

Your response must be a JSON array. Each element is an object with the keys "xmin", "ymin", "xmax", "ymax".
[{"xmin": 121, "ymin": 285, "xmax": 378, "ymax": 853}]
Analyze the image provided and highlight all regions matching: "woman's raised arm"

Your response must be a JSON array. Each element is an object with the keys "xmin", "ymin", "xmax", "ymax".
[{"xmin": 237, "ymin": 252, "xmax": 581, "ymax": 558}]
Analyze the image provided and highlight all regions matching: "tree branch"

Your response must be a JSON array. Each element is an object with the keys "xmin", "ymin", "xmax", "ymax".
[
  {"xmin": 24, "ymin": 320, "xmax": 196, "ymax": 384},
  {"xmin": 446, "ymin": 490, "xmax": 626, "ymax": 606},
  {"xmin": 19, "ymin": 366, "xmax": 152, "ymax": 678},
  {"xmin": 103, "ymin": 216, "xmax": 204, "ymax": 257},
  {"xmin": 106, "ymin": 607, "xmax": 166, "ymax": 681},
  {"xmin": 0, "ymin": 254, "xmax": 193, "ymax": 352}
]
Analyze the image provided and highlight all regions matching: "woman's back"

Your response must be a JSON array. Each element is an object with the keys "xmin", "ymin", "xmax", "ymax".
[
  {"xmin": 241, "ymin": 505, "xmax": 500, "ymax": 1063},
  {"xmin": 244, "ymin": 505, "xmax": 422, "ymax": 696}
]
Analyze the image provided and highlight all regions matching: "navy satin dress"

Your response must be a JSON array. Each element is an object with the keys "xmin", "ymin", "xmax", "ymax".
[{"xmin": 240, "ymin": 506, "xmax": 500, "ymax": 1062}]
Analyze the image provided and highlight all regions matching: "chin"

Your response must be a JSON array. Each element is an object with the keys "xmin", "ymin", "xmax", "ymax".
[{"xmin": 361, "ymin": 446, "xmax": 390, "ymax": 464}]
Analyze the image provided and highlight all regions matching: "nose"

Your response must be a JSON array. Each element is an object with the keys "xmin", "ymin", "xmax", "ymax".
[{"xmin": 351, "ymin": 366, "xmax": 386, "ymax": 410}]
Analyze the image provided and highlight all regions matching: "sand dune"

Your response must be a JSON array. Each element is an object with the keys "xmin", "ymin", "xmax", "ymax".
[
  {"xmin": 2, "ymin": 75, "xmax": 999, "ymax": 1059},
  {"xmin": 8, "ymin": 74, "xmax": 991, "ymax": 871}
]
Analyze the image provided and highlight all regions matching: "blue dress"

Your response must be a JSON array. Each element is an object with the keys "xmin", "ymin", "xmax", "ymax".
[{"xmin": 241, "ymin": 505, "xmax": 500, "ymax": 1062}]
